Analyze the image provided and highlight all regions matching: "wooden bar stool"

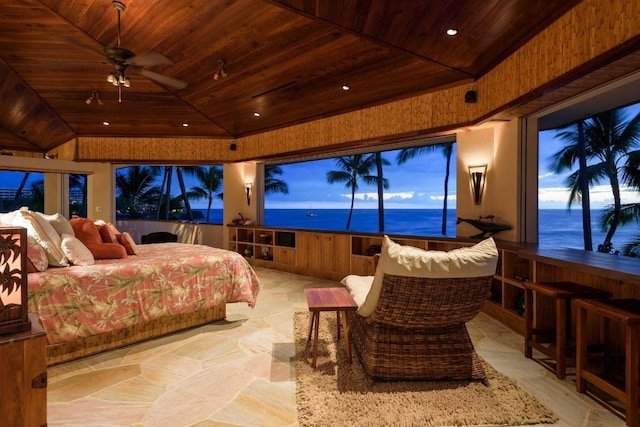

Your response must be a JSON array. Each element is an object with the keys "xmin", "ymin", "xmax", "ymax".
[
  {"xmin": 576, "ymin": 298, "xmax": 640, "ymax": 427},
  {"xmin": 524, "ymin": 281, "xmax": 611, "ymax": 379}
]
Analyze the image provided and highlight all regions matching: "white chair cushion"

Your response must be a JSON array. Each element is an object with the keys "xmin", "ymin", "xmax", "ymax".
[
  {"xmin": 356, "ymin": 235, "xmax": 499, "ymax": 317},
  {"xmin": 341, "ymin": 275, "xmax": 374, "ymax": 310}
]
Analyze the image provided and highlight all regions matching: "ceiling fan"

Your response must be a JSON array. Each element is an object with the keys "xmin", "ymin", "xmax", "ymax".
[{"xmin": 103, "ymin": 1, "xmax": 187, "ymax": 100}]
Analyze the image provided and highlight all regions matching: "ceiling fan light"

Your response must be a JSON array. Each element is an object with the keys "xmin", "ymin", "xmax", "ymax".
[
  {"xmin": 118, "ymin": 73, "xmax": 125, "ymax": 84},
  {"xmin": 123, "ymin": 77, "xmax": 131, "ymax": 88},
  {"xmin": 107, "ymin": 73, "xmax": 116, "ymax": 84}
]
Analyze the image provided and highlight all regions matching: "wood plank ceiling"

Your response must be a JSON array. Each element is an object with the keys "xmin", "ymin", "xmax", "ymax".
[{"xmin": 0, "ymin": 0, "xmax": 580, "ymax": 154}]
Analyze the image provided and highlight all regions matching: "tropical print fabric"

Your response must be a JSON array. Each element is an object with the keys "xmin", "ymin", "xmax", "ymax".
[{"xmin": 28, "ymin": 243, "xmax": 260, "ymax": 344}]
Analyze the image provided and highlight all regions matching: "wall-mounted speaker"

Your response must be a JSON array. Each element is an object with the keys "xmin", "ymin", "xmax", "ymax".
[
  {"xmin": 229, "ymin": 143, "xmax": 237, "ymax": 151},
  {"xmin": 465, "ymin": 90, "xmax": 477, "ymax": 104}
]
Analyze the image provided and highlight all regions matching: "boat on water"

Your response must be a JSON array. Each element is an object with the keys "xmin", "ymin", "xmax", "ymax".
[{"xmin": 306, "ymin": 211, "xmax": 316, "ymax": 217}]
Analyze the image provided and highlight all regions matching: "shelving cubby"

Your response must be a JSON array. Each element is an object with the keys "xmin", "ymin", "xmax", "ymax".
[{"xmin": 228, "ymin": 225, "xmax": 296, "ymax": 267}]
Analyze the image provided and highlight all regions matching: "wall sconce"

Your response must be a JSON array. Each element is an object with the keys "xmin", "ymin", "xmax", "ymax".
[
  {"xmin": 469, "ymin": 165, "xmax": 487, "ymax": 205},
  {"xmin": 245, "ymin": 182, "xmax": 252, "ymax": 205},
  {"xmin": 0, "ymin": 226, "xmax": 31, "ymax": 335}
]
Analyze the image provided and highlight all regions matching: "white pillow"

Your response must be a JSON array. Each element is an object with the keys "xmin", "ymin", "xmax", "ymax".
[
  {"xmin": 0, "ymin": 210, "xmax": 19, "ymax": 225},
  {"xmin": 37, "ymin": 212, "xmax": 74, "ymax": 237},
  {"xmin": 11, "ymin": 210, "xmax": 68, "ymax": 267},
  {"xmin": 60, "ymin": 233, "xmax": 95, "ymax": 266},
  {"xmin": 356, "ymin": 235, "xmax": 499, "ymax": 317}
]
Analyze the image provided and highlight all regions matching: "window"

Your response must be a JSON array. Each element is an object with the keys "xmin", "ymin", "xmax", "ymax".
[
  {"xmin": 264, "ymin": 142, "xmax": 456, "ymax": 237},
  {"xmin": 115, "ymin": 165, "xmax": 224, "ymax": 223},
  {"xmin": 537, "ymin": 100, "xmax": 640, "ymax": 256},
  {"xmin": 0, "ymin": 170, "xmax": 44, "ymax": 212},
  {"xmin": 69, "ymin": 174, "xmax": 88, "ymax": 217}
]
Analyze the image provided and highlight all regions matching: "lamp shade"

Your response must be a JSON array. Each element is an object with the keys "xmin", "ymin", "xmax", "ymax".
[
  {"xmin": 469, "ymin": 165, "xmax": 487, "ymax": 205},
  {"xmin": 0, "ymin": 226, "xmax": 30, "ymax": 335}
]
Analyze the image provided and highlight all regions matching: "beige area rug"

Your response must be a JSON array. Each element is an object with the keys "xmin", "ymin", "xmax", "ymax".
[{"xmin": 294, "ymin": 311, "xmax": 558, "ymax": 427}]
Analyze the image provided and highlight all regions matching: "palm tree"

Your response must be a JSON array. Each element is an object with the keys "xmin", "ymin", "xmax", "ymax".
[
  {"xmin": 69, "ymin": 173, "xmax": 87, "ymax": 217},
  {"xmin": 375, "ymin": 152, "xmax": 387, "ymax": 232},
  {"xmin": 28, "ymin": 179, "xmax": 44, "ymax": 213},
  {"xmin": 550, "ymin": 108, "xmax": 640, "ymax": 253},
  {"xmin": 10, "ymin": 172, "xmax": 30, "ymax": 211},
  {"xmin": 326, "ymin": 154, "xmax": 389, "ymax": 230},
  {"xmin": 264, "ymin": 164, "xmax": 289, "ymax": 195},
  {"xmin": 396, "ymin": 142, "xmax": 454, "ymax": 235},
  {"xmin": 175, "ymin": 167, "xmax": 194, "ymax": 221},
  {"xmin": 115, "ymin": 166, "xmax": 161, "ymax": 218},
  {"xmin": 185, "ymin": 166, "xmax": 223, "ymax": 222}
]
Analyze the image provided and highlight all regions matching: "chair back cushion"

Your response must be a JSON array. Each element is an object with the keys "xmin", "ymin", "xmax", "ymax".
[{"xmin": 357, "ymin": 236, "xmax": 498, "ymax": 317}]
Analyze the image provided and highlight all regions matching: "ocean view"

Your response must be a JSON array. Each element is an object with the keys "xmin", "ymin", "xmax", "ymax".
[{"xmin": 196, "ymin": 208, "xmax": 640, "ymax": 252}]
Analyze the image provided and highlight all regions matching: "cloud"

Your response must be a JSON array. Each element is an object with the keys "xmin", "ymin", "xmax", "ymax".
[
  {"xmin": 430, "ymin": 194, "xmax": 457, "ymax": 201},
  {"xmin": 343, "ymin": 192, "xmax": 416, "ymax": 201},
  {"xmin": 538, "ymin": 184, "xmax": 640, "ymax": 206},
  {"xmin": 538, "ymin": 172, "xmax": 555, "ymax": 179}
]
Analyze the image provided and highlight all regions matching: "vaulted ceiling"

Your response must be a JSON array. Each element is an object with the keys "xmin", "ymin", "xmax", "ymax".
[{"xmin": 0, "ymin": 0, "xmax": 581, "ymax": 154}]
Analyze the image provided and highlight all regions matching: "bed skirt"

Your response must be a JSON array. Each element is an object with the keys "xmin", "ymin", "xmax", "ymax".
[{"xmin": 46, "ymin": 303, "xmax": 226, "ymax": 365}]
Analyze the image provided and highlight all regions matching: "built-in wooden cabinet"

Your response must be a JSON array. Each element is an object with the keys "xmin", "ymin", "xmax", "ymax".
[
  {"xmin": 227, "ymin": 225, "xmax": 640, "ymax": 343},
  {"xmin": 297, "ymin": 232, "xmax": 350, "ymax": 278},
  {"xmin": 0, "ymin": 314, "xmax": 47, "ymax": 427},
  {"xmin": 228, "ymin": 226, "xmax": 296, "ymax": 267}
]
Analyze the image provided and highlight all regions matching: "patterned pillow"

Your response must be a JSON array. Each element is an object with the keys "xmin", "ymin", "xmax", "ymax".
[
  {"xmin": 11, "ymin": 210, "xmax": 68, "ymax": 267},
  {"xmin": 118, "ymin": 232, "xmax": 138, "ymax": 255},
  {"xmin": 60, "ymin": 233, "xmax": 95, "ymax": 266},
  {"xmin": 26, "ymin": 235, "xmax": 48, "ymax": 272}
]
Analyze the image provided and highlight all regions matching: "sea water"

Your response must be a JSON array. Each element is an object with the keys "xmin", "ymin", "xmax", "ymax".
[{"xmin": 193, "ymin": 208, "xmax": 640, "ymax": 252}]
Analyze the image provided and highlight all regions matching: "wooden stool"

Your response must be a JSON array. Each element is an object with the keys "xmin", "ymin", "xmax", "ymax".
[
  {"xmin": 576, "ymin": 298, "xmax": 640, "ymax": 427},
  {"xmin": 524, "ymin": 281, "xmax": 611, "ymax": 379}
]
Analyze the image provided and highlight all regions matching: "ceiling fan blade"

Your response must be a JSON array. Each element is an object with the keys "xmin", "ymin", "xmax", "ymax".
[
  {"xmin": 126, "ymin": 52, "xmax": 174, "ymax": 67},
  {"xmin": 134, "ymin": 68, "xmax": 187, "ymax": 90}
]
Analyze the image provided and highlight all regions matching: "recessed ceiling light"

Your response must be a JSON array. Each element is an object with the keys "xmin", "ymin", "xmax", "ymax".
[
  {"xmin": 253, "ymin": 112, "xmax": 261, "ymax": 117},
  {"xmin": 342, "ymin": 84, "xmax": 350, "ymax": 91},
  {"xmin": 102, "ymin": 121, "xmax": 110, "ymax": 126},
  {"xmin": 446, "ymin": 28, "xmax": 458, "ymax": 36},
  {"xmin": 182, "ymin": 122, "xmax": 189, "ymax": 127}
]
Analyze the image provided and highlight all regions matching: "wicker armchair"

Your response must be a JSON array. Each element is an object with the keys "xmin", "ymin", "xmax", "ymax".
[{"xmin": 347, "ymin": 273, "xmax": 493, "ymax": 382}]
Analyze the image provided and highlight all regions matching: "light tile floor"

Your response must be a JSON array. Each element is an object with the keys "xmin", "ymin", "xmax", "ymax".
[{"xmin": 47, "ymin": 267, "xmax": 626, "ymax": 426}]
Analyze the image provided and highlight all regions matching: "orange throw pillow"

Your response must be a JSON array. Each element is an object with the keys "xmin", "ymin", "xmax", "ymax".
[
  {"xmin": 70, "ymin": 218, "xmax": 127, "ymax": 259},
  {"xmin": 118, "ymin": 232, "xmax": 139, "ymax": 255},
  {"xmin": 98, "ymin": 222, "xmax": 121, "ymax": 243}
]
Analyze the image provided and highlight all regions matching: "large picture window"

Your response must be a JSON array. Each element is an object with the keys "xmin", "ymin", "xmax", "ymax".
[
  {"xmin": 538, "ymin": 101, "xmax": 640, "ymax": 256},
  {"xmin": 115, "ymin": 165, "xmax": 224, "ymax": 223},
  {"xmin": 264, "ymin": 141, "xmax": 457, "ymax": 237}
]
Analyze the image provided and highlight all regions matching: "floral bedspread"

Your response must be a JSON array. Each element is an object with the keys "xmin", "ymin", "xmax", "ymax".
[{"xmin": 28, "ymin": 243, "xmax": 260, "ymax": 344}]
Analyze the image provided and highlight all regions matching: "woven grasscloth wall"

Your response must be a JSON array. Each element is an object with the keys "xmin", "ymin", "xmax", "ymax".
[{"xmin": 73, "ymin": 0, "xmax": 640, "ymax": 164}]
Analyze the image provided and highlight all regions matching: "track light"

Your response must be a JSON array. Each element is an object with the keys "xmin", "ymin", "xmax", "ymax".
[
  {"xmin": 85, "ymin": 91, "xmax": 104, "ymax": 105},
  {"xmin": 213, "ymin": 60, "xmax": 227, "ymax": 80}
]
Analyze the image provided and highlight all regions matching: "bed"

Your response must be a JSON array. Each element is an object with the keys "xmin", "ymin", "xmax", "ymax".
[{"xmin": 28, "ymin": 242, "xmax": 260, "ymax": 365}]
